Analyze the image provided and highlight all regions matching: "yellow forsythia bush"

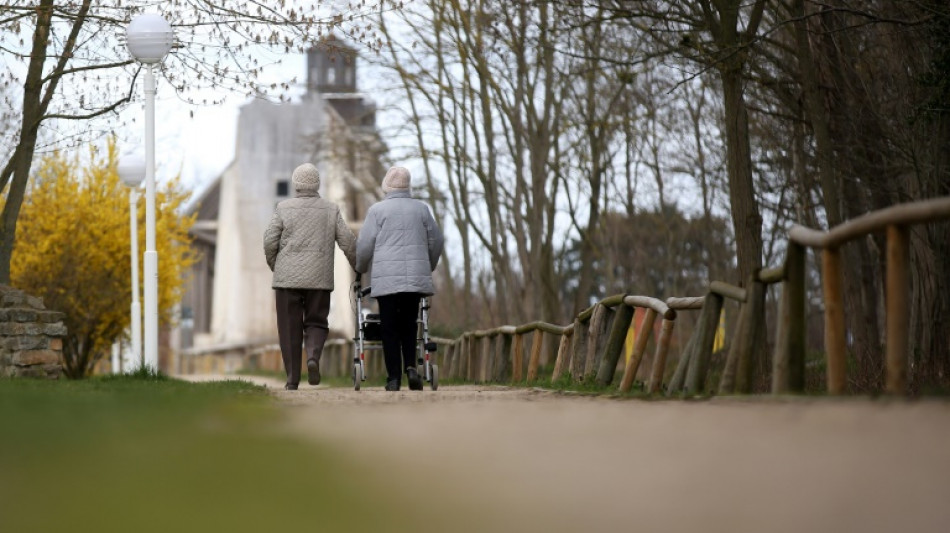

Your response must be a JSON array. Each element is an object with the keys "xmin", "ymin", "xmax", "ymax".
[{"xmin": 11, "ymin": 138, "xmax": 196, "ymax": 377}]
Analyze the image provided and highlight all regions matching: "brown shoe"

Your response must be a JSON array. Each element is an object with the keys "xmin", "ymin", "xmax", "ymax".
[{"xmin": 307, "ymin": 358, "xmax": 321, "ymax": 386}]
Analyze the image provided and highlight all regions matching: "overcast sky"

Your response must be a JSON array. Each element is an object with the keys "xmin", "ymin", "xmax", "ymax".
[
  {"xmin": 128, "ymin": 48, "xmax": 406, "ymax": 205},
  {"xmin": 133, "ymin": 54, "xmax": 308, "ymax": 197}
]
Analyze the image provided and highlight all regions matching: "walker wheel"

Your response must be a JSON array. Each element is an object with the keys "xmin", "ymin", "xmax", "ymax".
[
  {"xmin": 430, "ymin": 364, "xmax": 439, "ymax": 391},
  {"xmin": 353, "ymin": 363, "xmax": 361, "ymax": 391}
]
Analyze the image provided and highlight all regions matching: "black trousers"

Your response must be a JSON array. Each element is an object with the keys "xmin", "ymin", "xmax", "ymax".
[
  {"xmin": 275, "ymin": 288, "xmax": 331, "ymax": 386},
  {"xmin": 377, "ymin": 292, "xmax": 422, "ymax": 381}
]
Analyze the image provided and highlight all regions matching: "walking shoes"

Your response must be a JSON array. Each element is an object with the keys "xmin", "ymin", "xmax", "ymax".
[
  {"xmin": 307, "ymin": 358, "xmax": 321, "ymax": 386},
  {"xmin": 406, "ymin": 367, "xmax": 423, "ymax": 391}
]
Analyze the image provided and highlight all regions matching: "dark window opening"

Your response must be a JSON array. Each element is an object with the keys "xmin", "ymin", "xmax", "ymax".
[{"xmin": 276, "ymin": 180, "xmax": 289, "ymax": 197}]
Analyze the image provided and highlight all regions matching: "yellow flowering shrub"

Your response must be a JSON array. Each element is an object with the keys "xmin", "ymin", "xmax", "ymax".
[{"xmin": 11, "ymin": 138, "xmax": 196, "ymax": 377}]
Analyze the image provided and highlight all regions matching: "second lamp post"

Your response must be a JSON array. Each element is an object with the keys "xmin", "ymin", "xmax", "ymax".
[{"xmin": 117, "ymin": 154, "xmax": 144, "ymax": 371}]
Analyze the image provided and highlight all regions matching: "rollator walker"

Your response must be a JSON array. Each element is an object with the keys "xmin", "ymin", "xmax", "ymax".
[{"xmin": 351, "ymin": 274, "xmax": 438, "ymax": 391}]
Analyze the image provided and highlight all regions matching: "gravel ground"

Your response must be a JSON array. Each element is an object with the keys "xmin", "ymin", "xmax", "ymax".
[{"xmin": 181, "ymin": 375, "xmax": 950, "ymax": 532}]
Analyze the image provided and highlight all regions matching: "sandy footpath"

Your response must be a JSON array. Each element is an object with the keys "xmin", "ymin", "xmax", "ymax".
[{"xmin": 181, "ymin": 376, "xmax": 950, "ymax": 532}]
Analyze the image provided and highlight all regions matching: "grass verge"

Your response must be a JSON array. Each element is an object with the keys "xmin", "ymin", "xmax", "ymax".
[{"xmin": 0, "ymin": 374, "xmax": 400, "ymax": 533}]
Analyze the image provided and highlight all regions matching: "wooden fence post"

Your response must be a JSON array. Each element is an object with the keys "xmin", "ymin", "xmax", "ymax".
[
  {"xmin": 773, "ymin": 242, "xmax": 806, "ymax": 394},
  {"xmin": 569, "ymin": 318, "xmax": 590, "ymax": 381},
  {"xmin": 480, "ymin": 335, "xmax": 493, "ymax": 383},
  {"xmin": 542, "ymin": 331, "xmax": 558, "ymax": 369},
  {"xmin": 647, "ymin": 318, "xmax": 675, "ymax": 394},
  {"xmin": 822, "ymin": 247, "xmax": 847, "ymax": 394},
  {"xmin": 471, "ymin": 336, "xmax": 482, "ymax": 382},
  {"xmin": 526, "ymin": 329, "xmax": 544, "ymax": 382},
  {"xmin": 885, "ymin": 224, "xmax": 909, "ymax": 395},
  {"xmin": 468, "ymin": 334, "xmax": 478, "ymax": 381},
  {"xmin": 470, "ymin": 336, "xmax": 482, "ymax": 381},
  {"xmin": 442, "ymin": 342, "xmax": 454, "ymax": 379},
  {"xmin": 619, "ymin": 308, "xmax": 658, "ymax": 393},
  {"xmin": 447, "ymin": 339, "xmax": 457, "ymax": 380},
  {"xmin": 720, "ymin": 276, "xmax": 765, "ymax": 394},
  {"xmin": 667, "ymin": 330, "xmax": 695, "ymax": 396},
  {"xmin": 551, "ymin": 331, "xmax": 573, "ymax": 383},
  {"xmin": 449, "ymin": 338, "xmax": 459, "ymax": 380},
  {"xmin": 512, "ymin": 333, "xmax": 524, "ymax": 383},
  {"xmin": 595, "ymin": 303, "xmax": 635, "ymax": 386},
  {"xmin": 584, "ymin": 304, "xmax": 612, "ymax": 380},
  {"xmin": 684, "ymin": 293, "xmax": 724, "ymax": 395},
  {"xmin": 456, "ymin": 336, "xmax": 467, "ymax": 380},
  {"xmin": 494, "ymin": 333, "xmax": 513, "ymax": 382},
  {"xmin": 720, "ymin": 308, "xmax": 742, "ymax": 394}
]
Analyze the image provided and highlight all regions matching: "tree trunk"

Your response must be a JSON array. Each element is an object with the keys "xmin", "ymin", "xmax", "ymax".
[
  {"xmin": 0, "ymin": 1, "xmax": 54, "ymax": 283},
  {"xmin": 793, "ymin": 0, "xmax": 842, "ymax": 228},
  {"xmin": 719, "ymin": 66, "xmax": 763, "ymax": 285}
]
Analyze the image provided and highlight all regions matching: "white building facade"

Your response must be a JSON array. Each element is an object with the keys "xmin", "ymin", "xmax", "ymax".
[{"xmin": 179, "ymin": 41, "xmax": 386, "ymax": 358}]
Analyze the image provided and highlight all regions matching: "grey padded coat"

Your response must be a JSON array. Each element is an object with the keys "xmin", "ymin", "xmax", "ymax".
[
  {"xmin": 263, "ymin": 191, "xmax": 357, "ymax": 289},
  {"xmin": 355, "ymin": 191, "xmax": 444, "ymax": 297}
]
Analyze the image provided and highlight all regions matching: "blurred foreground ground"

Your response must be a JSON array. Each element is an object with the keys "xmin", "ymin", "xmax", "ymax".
[
  {"xmin": 0, "ymin": 376, "xmax": 405, "ymax": 533},
  {"xmin": 3, "ymin": 374, "xmax": 949, "ymax": 532},
  {"xmin": 266, "ymin": 380, "xmax": 950, "ymax": 533}
]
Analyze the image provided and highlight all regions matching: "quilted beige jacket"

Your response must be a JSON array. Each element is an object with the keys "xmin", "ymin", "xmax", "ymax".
[{"xmin": 263, "ymin": 191, "xmax": 357, "ymax": 289}]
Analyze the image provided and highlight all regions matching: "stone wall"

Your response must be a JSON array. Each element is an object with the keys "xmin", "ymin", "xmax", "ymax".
[{"xmin": 0, "ymin": 286, "xmax": 66, "ymax": 378}]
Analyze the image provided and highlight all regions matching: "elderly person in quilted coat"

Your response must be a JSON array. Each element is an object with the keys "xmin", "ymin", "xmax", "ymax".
[
  {"xmin": 356, "ymin": 166, "xmax": 443, "ymax": 391},
  {"xmin": 264, "ymin": 163, "xmax": 356, "ymax": 390}
]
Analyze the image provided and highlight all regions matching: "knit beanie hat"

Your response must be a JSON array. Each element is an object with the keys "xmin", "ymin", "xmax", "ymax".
[
  {"xmin": 382, "ymin": 166, "xmax": 411, "ymax": 193},
  {"xmin": 292, "ymin": 163, "xmax": 320, "ymax": 192}
]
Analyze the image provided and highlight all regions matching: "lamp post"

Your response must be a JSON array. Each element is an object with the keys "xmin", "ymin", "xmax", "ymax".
[
  {"xmin": 117, "ymin": 153, "xmax": 145, "ymax": 371},
  {"xmin": 125, "ymin": 14, "xmax": 174, "ymax": 372}
]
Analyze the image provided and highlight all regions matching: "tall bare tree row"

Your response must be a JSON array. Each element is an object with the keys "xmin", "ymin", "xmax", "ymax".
[
  {"xmin": 375, "ymin": 0, "xmax": 738, "ymax": 326},
  {"xmin": 376, "ymin": 0, "xmax": 949, "ymax": 390}
]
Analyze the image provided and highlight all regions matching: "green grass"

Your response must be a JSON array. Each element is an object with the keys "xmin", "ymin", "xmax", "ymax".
[
  {"xmin": 0, "ymin": 374, "xmax": 400, "ymax": 533},
  {"xmin": 521, "ymin": 374, "xmax": 652, "ymax": 398}
]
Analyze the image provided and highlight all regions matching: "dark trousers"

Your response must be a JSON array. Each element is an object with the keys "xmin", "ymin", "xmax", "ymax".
[
  {"xmin": 275, "ymin": 288, "xmax": 331, "ymax": 386},
  {"xmin": 377, "ymin": 292, "xmax": 422, "ymax": 381}
]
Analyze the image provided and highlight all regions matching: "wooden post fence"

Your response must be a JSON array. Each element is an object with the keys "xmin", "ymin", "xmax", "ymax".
[{"xmin": 788, "ymin": 196, "xmax": 950, "ymax": 395}]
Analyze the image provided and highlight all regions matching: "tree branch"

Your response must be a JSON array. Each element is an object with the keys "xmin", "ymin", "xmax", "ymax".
[
  {"xmin": 40, "ymin": 59, "xmax": 134, "ymax": 84},
  {"xmin": 41, "ymin": 94, "xmax": 133, "ymax": 122},
  {"xmin": 37, "ymin": 1, "xmax": 93, "ymax": 129}
]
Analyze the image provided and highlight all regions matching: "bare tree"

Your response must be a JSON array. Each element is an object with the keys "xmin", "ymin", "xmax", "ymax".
[{"xmin": 0, "ymin": 0, "xmax": 397, "ymax": 283}]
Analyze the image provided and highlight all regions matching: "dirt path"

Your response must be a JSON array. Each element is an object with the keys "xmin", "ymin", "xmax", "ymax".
[
  {"xmin": 263, "ymin": 384, "xmax": 950, "ymax": 533},
  {"xmin": 177, "ymin": 376, "xmax": 950, "ymax": 531}
]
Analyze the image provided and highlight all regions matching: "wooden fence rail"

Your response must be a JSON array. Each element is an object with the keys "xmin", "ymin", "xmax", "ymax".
[
  {"xmin": 291, "ymin": 197, "xmax": 949, "ymax": 397},
  {"xmin": 779, "ymin": 196, "xmax": 950, "ymax": 395}
]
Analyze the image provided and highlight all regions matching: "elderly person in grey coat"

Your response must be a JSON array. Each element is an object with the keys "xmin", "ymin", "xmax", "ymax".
[
  {"xmin": 356, "ymin": 166, "xmax": 443, "ymax": 391},
  {"xmin": 264, "ymin": 163, "xmax": 357, "ymax": 390}
]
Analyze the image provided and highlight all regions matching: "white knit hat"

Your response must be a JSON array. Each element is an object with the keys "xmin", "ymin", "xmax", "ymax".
[
  {"xmin": 382, "ymin": 166, "xmax": 411, "ymax": 193},
  {"xmin": 292, "ymin": 163, "xmax": 320, "ymax": 192}
]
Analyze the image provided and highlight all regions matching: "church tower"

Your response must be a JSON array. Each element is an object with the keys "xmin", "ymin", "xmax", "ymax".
[{"xmin": 307, "ymin": 37, "xmax": 357, "ymax": 94}]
